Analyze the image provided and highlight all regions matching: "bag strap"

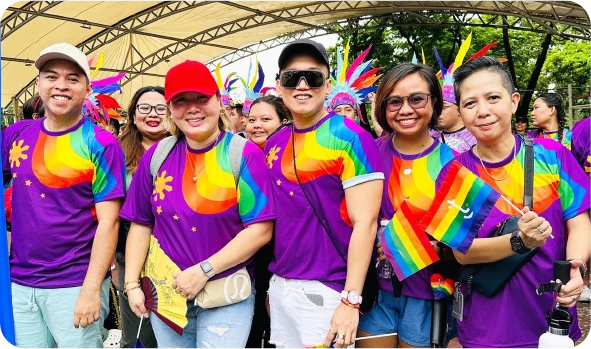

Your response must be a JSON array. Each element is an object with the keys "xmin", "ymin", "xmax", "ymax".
[
  {"xmin": 522, "ymin": 135, "xmax": 534, "ymax": 210},
  {"xmin": 150, "ymin": 134, "xmax": 246, "ymax": 187},
  {"xmin": 150, "ymin": 136, "xmax": 179, "ymax": 185},
  {"xmin": 290, "ymin": 126, "xmax": 347, "ymax": 263},
  {"xmin": 228, "ymin": 134, "xmax": 247, "ymax": 186}
]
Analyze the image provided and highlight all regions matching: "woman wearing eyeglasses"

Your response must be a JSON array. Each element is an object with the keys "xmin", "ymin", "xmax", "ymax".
[
  {"xmin": 115, "ymin": 86, "xmax": 168, "ymax": 348},
  {"xmin": 357, "ymin": 63, "xmax": 456, "ymax": 348}
]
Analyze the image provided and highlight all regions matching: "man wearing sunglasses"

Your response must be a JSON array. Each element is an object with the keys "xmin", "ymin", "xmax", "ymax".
[{"xmin": 265, "ymin": 39, "xmax": 384, "ymax": 348}]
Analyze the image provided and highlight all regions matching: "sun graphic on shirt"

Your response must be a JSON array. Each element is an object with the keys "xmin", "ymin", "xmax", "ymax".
[
  {"xmin": 267, "ymin": 146, "xmax": 281, "ymax": 169},
  {"xmin": 153, "ymin": 170, "xmax": 173, "ymax": 201},
  {"xmin": 9, "ymin": 139, "xmax": 29, "ymax": 168}
]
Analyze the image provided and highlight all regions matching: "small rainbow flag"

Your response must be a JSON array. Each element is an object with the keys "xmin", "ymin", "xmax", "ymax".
[
  {"xmin": 380, "ymin": 200, "xmax": 439, "ymax": 280},
  {"xmin": 419, "ymin": 161, "xmax": 501, "ymax": 253}
]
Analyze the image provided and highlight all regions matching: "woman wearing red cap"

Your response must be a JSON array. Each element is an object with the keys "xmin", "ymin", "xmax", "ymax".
[{"xmin": 121, "ymin": 60, "xmax": 276, "ymax": 348}]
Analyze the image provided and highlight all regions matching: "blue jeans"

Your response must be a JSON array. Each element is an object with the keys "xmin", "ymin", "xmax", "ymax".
[
  {"xmin": 150, "ymin": 292, "xmax": 255, "ymax": 348},
  {"xmin": 11, "ymin": 278, "xmax": 110, "ymax": 348}
]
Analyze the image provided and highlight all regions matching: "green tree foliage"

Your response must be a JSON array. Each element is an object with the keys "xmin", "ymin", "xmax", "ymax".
[{"xmin": 538, "ymin": 40, "xmax": 591, "ymax": 91}]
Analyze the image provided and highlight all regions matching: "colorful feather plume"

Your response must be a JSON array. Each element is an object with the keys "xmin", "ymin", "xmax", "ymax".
[
  {"xmin": 215, "ymin": 63, "xmax": 238, "ymax": 106},
  {"xmin": 241, "ymin": 58, "xmax": 266, "ymax": 114},
  {"xmin": 326, "ymin": 41, "xmax": 383, "ymax": 123},
  {"xmin": 83, "ymin": 52, "xmax": 125, "ymax": 126}
]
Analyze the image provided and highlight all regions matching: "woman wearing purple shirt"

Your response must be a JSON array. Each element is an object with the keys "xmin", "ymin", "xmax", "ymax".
[
  {"xmin": 121, "ymin": 60, "xmax": 275, "ymax": 348},
  {"xmin": 529, "ymin": 93, "xmax": 572, "ymax": 150},
  {"xmin": 447, "ymin": 56, "xmax": 590, "ymax": 347}
]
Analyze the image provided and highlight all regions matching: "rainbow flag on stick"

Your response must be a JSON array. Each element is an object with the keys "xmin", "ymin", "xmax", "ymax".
[
  {"xmin": 419, "ymin": 161, "xmax": 502, "ymax": 253},
  {"xmin": 380, "ymin": 201, "xmax": 439, "ymax": 280}
]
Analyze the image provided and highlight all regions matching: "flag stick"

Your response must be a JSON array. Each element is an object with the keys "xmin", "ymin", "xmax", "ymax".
[
  {"xmin": 355, "ymin": 333, "xmax": 398, "ymax": 341},
  {"xmin": 136, "ymin": 315, "xmax": 143, "ymax": 340},
  {"xmin": 500, "ymin": 195, "xmax": 554, "ymax": 239}
]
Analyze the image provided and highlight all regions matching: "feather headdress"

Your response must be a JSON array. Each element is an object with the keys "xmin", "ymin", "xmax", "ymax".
[
  {"xmin": 433, "ymin": 33, "xmax": 499, "ymax": 104},
  {"xmin": 215, "ymin": 63, "xmax": 239, "ymax": 107},
  {"xmin": 241, "ymin": 58, "xmax": 265, "ymax": 114},
  {"xmin": 325, "ymin": 41, "xmax": 382, "ymax": 122},
  {"xmin": 83, "ymin": 52, "xmax": 125, "ymax": 127}
]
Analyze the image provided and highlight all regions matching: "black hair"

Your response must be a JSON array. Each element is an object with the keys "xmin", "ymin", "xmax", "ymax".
[
  {"xmin": 21, "ymin": 96, "xmax": 44, "ymax": 120},
  {"xmin": 535, "ymin": 93, "xmax": 566, "ymax": 144},
  {"xmin": 250, "ymin": 96, "xmax": 293, "ymax": 122},
  {"xmin": 374, "ymin": 63, "xmax": 443, "ymax": 134},
  {"xmin": 453, "ymin": 56, "xmax": 515, "ymax": 106}
]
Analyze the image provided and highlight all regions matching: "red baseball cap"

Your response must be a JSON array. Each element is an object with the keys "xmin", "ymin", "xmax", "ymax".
[{"xmin": 165, "ymin": 60, "xmax": 219, "ymax": 102}]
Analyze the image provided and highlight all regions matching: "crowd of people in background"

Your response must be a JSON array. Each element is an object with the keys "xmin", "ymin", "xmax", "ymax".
[{"xmin": 2, "ymin": 37, "xmax": 590, "ymax": 349}]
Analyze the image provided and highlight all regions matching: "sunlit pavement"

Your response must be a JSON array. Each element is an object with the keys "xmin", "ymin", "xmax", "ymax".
[{"xmin": 448, "ymin": 303, "xmax": 591, "ymax": 349}]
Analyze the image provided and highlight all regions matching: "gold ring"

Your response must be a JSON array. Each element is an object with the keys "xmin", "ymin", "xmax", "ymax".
[
  {"xmin": 572, "ymin": 295, "xmax": 577, "ymax": 303},
  {"xmin": 337, "ymin": 334, "xmax": 346, "ymax": 340},
  {"xmin": 535, "ymin": 226, "xmax": 545, "ymax": 234}
]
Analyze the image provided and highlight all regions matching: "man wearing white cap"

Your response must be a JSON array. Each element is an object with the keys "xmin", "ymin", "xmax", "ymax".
[{"xmin": 2, "ymin": 42, "xmax": 126, "ymax": 347}]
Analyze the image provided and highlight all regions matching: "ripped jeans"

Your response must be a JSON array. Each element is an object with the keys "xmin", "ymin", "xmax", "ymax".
[
  {"xmin": 149, "ymin": 289, "xmax": 255, "ymax": 348},
  {"xmin": 268, "ymin": 274, "xmax": 348, "ymax": 348}
]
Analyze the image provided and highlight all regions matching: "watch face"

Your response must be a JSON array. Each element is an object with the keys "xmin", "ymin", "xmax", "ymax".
[
  {"xmin": 201, "ymin": 262, "xmax": 212, "ymax": 273},
  {"xmin": 348, "ymin": 291, "xmax": 360, "ymax": 304},
  {"xmin": 510, "ymin": 236, "xmax": 522, "ymax": 251}
]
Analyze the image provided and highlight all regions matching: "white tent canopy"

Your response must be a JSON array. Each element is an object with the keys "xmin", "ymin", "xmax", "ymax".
[{"xmin": 2, "ymin": 1, "xmax": 589, "ymax": 113}]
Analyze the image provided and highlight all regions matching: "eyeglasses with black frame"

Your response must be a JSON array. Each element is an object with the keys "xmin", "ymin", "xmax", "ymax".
[
  {"xmin": 383, "ymin": 93, "xmax": 432, "ymax": 112},
  {"xmin": 136, "ymin": 103, "xmax": 167, "ymax": 115},
  {"xmin": 279, "ymin": 70, "xmax": 326, "ymax": 88}
]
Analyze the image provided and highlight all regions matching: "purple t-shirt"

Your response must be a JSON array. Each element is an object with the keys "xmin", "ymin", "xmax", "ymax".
[
  {"xmin": 528, "ymin": 128, "xmax": 572, "ymax": 150},
  {"xmin": 437, "ymin": 135, "xmax": 590, "ymax": 347},
  {"xmin": 265, "ymin": 114, "xmax": 384, "ymax": 291},
  {"xmin": 3, "ymin": 117, "xmax": 126, "ymax": 288},
  {"xmin": 432, "ymin": 127, "xmax": 477, "ymax": 153},
  {"xmin": 375, "ymin": 136, "xmax": 456, "ymax": 299},
  {"xmin": 571, "ymin": 117, "xmax": 590, "ymax": 177},
  {"xmin": 120, "ymin": 132, "xmax": 275, "ymax": 280}
]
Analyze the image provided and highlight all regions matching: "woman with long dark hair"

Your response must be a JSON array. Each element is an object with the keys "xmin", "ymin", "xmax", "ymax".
[
  {"xmin": 529, "ymin": 92, "xmax": 572, "ymax": 150},
  {"xmin": 116, "ymin": 86, "xmax": 168, "ymax": 348}
]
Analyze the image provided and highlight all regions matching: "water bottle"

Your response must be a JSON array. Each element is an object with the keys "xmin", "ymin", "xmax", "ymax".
[
  {"xmin": 377, "ymin": 220, "xmax": 393, "ymax": 279},
  {"xmin": 538, "ymin": 261, "xmax": 575, "ymax": 348}
]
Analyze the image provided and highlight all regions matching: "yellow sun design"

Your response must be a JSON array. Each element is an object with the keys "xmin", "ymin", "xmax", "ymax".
[
  {"xmin": 9, "ymin": 140, "xmax": 29, "ymax": 168},
  {"xmin": 153, "ymin": 170, "xmax": 173, "ymax": 201},
  {"xmin": 267, "ymin": 146, "xmax": 281, "ymax": 169}
]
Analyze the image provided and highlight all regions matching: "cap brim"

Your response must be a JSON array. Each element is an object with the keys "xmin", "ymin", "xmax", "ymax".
[
  {"xmin": 35, "ymin": 52, "xmax": 90, "ymax": 78},
  {"xmin": 165, "ymin": 87, "xmax": 218, "ymax": 102}
]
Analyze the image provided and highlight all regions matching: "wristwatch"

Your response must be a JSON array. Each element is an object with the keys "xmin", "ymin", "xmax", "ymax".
[
  {"xmin": 510, "ymin": 231, "xmax": 530, "ymax": 254},
  {"xmin": 341, "ymin": 290, "xmax": 362, "ymax": 305},
  {"xmin": 199, "ymin": 261, "xmax": 215, "ymax": 278}
]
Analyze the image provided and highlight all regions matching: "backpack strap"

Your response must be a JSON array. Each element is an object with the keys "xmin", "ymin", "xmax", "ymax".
[
  {"xmin": 150, "ymin": 136, "xmax": 179, "ymax": 185},
  {"xmin": 228, "ymin": 134, "xmax": 247, "ymax": 187},
  {"xmin": 522, "ymin": 135, "xmax": 534, "ymax": 210}
]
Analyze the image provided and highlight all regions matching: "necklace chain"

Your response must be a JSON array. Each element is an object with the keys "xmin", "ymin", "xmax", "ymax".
[
  {"xmin": 474, "ymin": 140, "xmax": 517, "ymax": 182},
  {"xmin": 391, "ymin": 134, "xmax": 429, "ymax": 175},
  {"xmin": 186, "ymin": 131, "xmax": 220, "ymax": 182}
]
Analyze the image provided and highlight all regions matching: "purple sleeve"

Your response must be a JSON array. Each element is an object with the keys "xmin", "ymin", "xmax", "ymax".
[
  {"xmin": 571, "ymin": 118, "xmax": 590, "ymax": 176},
  {"xmin": 92, "ymin": 131, "xmax": 126, "ymax": 202},
  {"xmin": 237, "ymin": 142, "xmax": 276, "ymax": 226},
  {"xmin": 2, "ymin": 123, "xmax": 28, "ymax": 175},
  {"xmin": 119, "ymin": 147, "xmax": 156, "ymax": 226}
]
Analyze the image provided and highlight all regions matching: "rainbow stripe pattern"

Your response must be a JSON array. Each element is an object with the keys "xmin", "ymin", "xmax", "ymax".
[
  {"xmin": 430, "ymin": 273, "xmax": 454, "ymax": 300},
  {"xmin": 419, "ymin": 160, "xmax": 500, "ymax": 253},
  {"xmin": 280, "ymin": 116, "xmax": 378, "ymax": 184},
  {"xmin": 30, "ymin": 121, "xmax": 121, "ymax": 201},
  {"xmin": 380, "ymin": 200, "xmax": 439, "ymax": 280},
  {"xmin": 178, "ymin": 133, "xmax": 268, "ymax": 220}
]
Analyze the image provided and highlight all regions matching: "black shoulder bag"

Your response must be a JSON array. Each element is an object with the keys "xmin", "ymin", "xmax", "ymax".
[
  {"xmin": 459, "ymin": 135, "xmax": 538, "ymax": 297},
  {"xmin": 291, "ymin": 126, "xmax": 378, "ymax": 313}
]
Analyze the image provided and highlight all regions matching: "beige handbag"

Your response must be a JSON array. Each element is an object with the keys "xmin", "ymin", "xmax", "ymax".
[{"xmin": 194, "ymin": 267, "xmax": 252, "ymax": 309}]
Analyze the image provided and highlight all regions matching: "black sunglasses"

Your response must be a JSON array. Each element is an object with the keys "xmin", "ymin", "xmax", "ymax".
[{"xmin": 279, "ymin": 70, "xmax": 326, "ymax": 88}]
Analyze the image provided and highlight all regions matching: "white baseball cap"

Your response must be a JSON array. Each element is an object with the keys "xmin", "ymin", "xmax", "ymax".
[{"xmin": 35, "ymin": 42, "xmax": 91, "ymax": 79}]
